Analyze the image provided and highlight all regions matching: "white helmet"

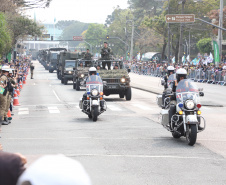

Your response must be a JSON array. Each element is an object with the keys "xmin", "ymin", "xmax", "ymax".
[
  {"xmin": 176, "ymin": 68, "xmax": 187, "ymax": 82},
  {"xmin": 89, "ymin": 67, "xmax": 96, "ymax": 75},
  {"xmin": 1, "ymin": 66, "xmax": 10, "ymax": 72},
  {"xmin": 167, "ymin": 66, "xmax": 175, "ymax": 75}
]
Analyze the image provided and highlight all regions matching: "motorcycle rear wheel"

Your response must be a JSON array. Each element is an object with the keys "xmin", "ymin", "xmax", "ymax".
[{"xmin": 186, "ymin": 124, "xmax": 197, "ymax": 146}]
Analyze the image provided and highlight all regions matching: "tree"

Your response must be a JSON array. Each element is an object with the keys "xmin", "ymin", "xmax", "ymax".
[
  {"xmin": 55, "ymin": 20, "xmax": 77, "ymax": 30},
  {"xmin": 0, "ymin": 13, "xmax": 12, "ymax": 57},
  {"xmin": 84, "ymin": 24, "xmax": 107, "ymax": 53},
  {"xmin": 7, "ymin": 15, "xmax": 44, "ymax": 45},
  {"xmin": 59, "ymin": 21, "xmax": 89, "ymax": 48},
  {"xmin": 196, "ymin": 38, "xmax": 212, "ymax": 54}
]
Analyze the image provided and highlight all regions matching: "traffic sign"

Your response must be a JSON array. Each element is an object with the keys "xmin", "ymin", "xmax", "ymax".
[
  {"xmin": 42, "ymin": 34, "xmax": 50, "ymax": 38},
  {"xmin": 73, "ymin": 36, "xmax": 83, "ymax": 41},
  {"xmin": 166, "ymin": 14, "xmax": 195, "ymax": 23}
]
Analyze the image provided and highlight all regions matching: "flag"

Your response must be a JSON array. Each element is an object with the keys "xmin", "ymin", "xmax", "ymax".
[
  {"xmin": 0, "ymin": 87, "xmax": 5, "ymax": 94},
  {"xmin": 191, "ymin": 58, "xmax": 199, "ymax": 65},
  {"xmin": 182, "ymin": 56, "xmax": 186, "ymax": 64},
  {"xmin": 172, "ymin": 56, "xmax": 175, "ymax": 63},
  {"xmin": 186, "ymin": 55, "xmax": 190, "ymax": 62},
  {"xmin": 213, "ymin": 41, "xmax": 220, "ymax": 63}
]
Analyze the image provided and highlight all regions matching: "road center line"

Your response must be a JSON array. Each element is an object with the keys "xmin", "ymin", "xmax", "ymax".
[{"xmin": 52, "ymin": 90, "xmax": 61, "ymax": 102}]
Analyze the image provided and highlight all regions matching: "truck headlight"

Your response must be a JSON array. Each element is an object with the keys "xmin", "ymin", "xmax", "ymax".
[
  {"xmin": 121, "ymin": 77, "xmax": 126, "ymax": 83},
  {"xmin": 91, "ymin": 89, "xmax": 99, "ymax": 96},
  {"xmin": 185, "ymin": 100, "xmax": 195, "ymax": 110},
  {"xmin": 68, "ymin": 71, "xmax": 72, "ymax": 74},
  {"xmin": 80, "ymin": 74, "xmax": 84, "ymax": 78}
]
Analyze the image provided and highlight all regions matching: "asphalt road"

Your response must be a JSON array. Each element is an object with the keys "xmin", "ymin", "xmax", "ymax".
[{"xmin": 1, "ymin": 61, "xmax": 226, "ymax": 185}]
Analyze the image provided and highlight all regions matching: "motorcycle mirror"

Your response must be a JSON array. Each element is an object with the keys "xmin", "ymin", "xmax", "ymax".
[{"xmin": 198, "ymin": 88, "xmax": 203, "ymax": 92}]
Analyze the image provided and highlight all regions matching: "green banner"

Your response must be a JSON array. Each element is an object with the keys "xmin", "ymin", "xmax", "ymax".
[{"xmin": 213, "ymin": 41, "xmax": 220, "ymax": 63}]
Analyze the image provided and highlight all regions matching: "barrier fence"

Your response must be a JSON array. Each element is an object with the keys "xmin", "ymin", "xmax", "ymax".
[{"xmin": 128, "ymin": 65, "xmax": 226, "ymax": 86}]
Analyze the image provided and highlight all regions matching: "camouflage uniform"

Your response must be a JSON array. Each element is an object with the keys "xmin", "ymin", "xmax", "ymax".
[
  {"xmin": 100, "ymin": 47, "xmax": 113, "ymax": 69},
  {"xmin": 84, "ymin": 52, "xmax": 92, "ymax": 67},
  {"xmin": 0, "ymin": 74, "xmax": 8, "ymax": 121}
]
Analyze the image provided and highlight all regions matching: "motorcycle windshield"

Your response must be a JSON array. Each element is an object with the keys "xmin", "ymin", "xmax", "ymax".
[
  {"xmin": 167, "ymin": 74, "xmax": 176, "ymax": 86},
  {"xmin": 176, "ymin": 79, "xmax": 200, "ymax": 104},
  {"xmin": 86, "ymin": 75, "xmax": 103, "ymax": 92}
]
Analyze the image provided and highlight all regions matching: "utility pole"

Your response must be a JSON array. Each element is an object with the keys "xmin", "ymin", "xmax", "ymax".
[
  {"xmin": 217, "ymin": 0, "xmax": 223, "ymax": 67},
  {"xmin": 178, "ymin": 0, "xmax": 186, "ymax": 64},
  {"xmin": 129, "ymin": 18, "xmax": 134, "ymax": 62},
  {"xmin": 167, "ymin": 0, "xmax": 170, "ymax": 64}
]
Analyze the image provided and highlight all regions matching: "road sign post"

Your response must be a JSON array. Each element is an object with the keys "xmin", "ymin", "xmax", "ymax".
[{"xmin": 166, "ymin": 14, "xmax": 195, "ymax": 23}]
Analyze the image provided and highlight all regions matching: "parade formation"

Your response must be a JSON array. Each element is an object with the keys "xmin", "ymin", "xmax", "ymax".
[{"xmin": 1, "ymin": 0, "xmax": 226, "ymax": 184}]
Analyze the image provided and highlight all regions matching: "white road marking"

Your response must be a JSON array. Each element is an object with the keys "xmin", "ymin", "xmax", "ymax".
[
  {"xmin": 107, "ymin": 105, "xmax": 122, "ymax": 111},
  {"xmin": 19, "ymin": 108, "xmax": 29, "ymax": 111},
  {"xmin": 48, "ymin": 106, "xmax": 60, "ymax": 113},
  {"xmin": 52, "ymin": 90, "xmax": 61, "ymax": 102},
  {"xmin": 18, "ymin": 111, "xmax": 29, "ymax": 115},
  {"xmin": 18, "ymin": 108, "xmax": 29, "ymax": 115},
  {"xmin": 132, "ymin": 103, "xmax": 152, "ymax": 110}
]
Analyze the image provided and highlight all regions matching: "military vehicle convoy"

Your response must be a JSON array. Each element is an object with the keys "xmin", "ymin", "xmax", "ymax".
[
  {"xmin": 72, "ymin": 60, "xmax": 95, "ymax": 90},
  {"xmin": 47, "ymin": 48, "xmax": 67, "ymax": 73},
  {"xmin": 97, "ymin": 60, "xmax": 132, "ymax": 101},
  {"xmin": 57, "ymin": 51, "xmax": 82, "ymax": 85}
]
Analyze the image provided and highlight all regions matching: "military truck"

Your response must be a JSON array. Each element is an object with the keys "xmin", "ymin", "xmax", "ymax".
[
  {"xmin": 72, "ymin": 60, "xmax": 95, "ymax": 90},
  {"xmin": 97, "ymin": 60, "xmax": 132, "ymax": 101},
  {"xmin": 47, "ymin": 48, "xmax": 67, "ymax": 73},
  {"xmin": 57, "ymin": 51, "xmax": 82, "ymax": 85},
  {"xmin": 38, "ymin": 49, "xmax": 48, "ymax": 67}
]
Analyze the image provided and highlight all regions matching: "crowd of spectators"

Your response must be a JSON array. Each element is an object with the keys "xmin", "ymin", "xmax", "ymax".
[{"xmin": 124, "ymin": 59, "xmax": 226, "ymax": 85}]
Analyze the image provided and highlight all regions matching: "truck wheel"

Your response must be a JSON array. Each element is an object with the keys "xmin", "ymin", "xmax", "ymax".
[
  {"xmin": 49, "ymin": 69, "xmax": 53, "ymax": 73},
  {"xmin": 125, "ymin": 87, "xmax": 132, "ymax": 101},
  {"xmin": 64, "ymin": 78, "xmax": 67, "ymax": 85},
  {"xmin": 61, "ymin": 78, "xmax": 64, "ymax": 84},
  {"xmin": 119, "ymin": 93, "xmax": 124, "ymax": 98},
  {"xmin": 76, "ymin": 80, "xmax": 80, "ymax": 91}
]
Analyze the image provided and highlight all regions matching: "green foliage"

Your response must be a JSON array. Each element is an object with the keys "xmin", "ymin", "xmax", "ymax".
[
  {"xmin": 7, "ymin": 15, "xmax": 44, "ymax": 44},
  {"xmin": 59, "ymin": 21, "xmax": 89, "ymax": 47},
  {"xmin": 84, "ymin": 23, "xmax": 107, "ymax": 53},
  {"xmin": 55, "ymin": 20, "xmax": 77, "ymax": 30},
  {"xmin": 196, "ymin": 38, "xmax": 212, "ymax": 54},
  {"xmin": 0, "ymin": 13, "xmax": 12, "ymax": 57}
]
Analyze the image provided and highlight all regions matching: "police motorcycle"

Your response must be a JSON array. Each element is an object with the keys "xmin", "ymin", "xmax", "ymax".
[
  {"xmin": 158, "ymin": 69, "xmax": 205, "ymax": 146},
  {"xmin": 79, "ymin": 67, "xmax": 107, "ymax": 122}
]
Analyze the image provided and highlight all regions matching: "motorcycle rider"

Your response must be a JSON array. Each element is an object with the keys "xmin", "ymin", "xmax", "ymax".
[
  {"xmin": 82, "ymin": 67, "xmax": 105, "ymax": 111},
  {"xmin": 168, "ymin": 68, "xmax": 187, "ymax": 127},
  {"xmin": 162, "ymin": 66, "xmax": 175, "ymax": 108}
]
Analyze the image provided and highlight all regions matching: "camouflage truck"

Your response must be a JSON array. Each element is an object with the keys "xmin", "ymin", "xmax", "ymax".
[
  {"xmin": 97, "ymin": 60, "xmax": 131, "ymax": 101},
  {"xmin": 57, "ymin": 51, "xmax": 82, "ymax": 85},
  {"xmin": 72, "ymin": 60, "xmax": 95, "ymax": 90}
]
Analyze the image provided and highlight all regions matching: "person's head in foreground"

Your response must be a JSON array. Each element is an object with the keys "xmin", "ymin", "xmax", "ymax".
[{"xmin": 17, "ymin": 154, "xmax": 92, "ymax": 185}]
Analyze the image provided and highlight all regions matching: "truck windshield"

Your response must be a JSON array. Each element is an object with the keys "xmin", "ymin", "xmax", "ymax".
[
  {"xmin": 50, "ymin": 53, "xmax": 58, "ymax": 60},
  {"xmin": 65, "ymin": 61, "xmax": 75, "ymax": 68}
]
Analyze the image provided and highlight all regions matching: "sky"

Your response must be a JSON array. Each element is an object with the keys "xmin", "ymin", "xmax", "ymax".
[{"xmin": 25, "ymin": 0, "xmax": 129, "ymax": 24}]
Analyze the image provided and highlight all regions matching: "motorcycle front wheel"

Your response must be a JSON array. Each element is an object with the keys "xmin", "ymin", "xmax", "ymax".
[
  {"xmin": 186, "ymin": 124, "xmax": 197, "ymax": 146},
  {"xmin": 92, "ymin": 106, "xmax": 98, "ymax": 122}
]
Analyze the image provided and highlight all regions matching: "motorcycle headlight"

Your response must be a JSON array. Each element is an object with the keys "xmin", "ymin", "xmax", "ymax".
[
  {"xmin": 121, "ymin": 77, "xmax": 126, "ymax": 83},
  {"xmin": 91, "ymin": 89, "xmax": 99, "ymax": 96},
  {"xmin": 80, "ymin": 74, "xmax": 84, "ymax": 78},
  {"xmin": 185, "ymin": 100, "xmax": 195, "ymax": 110}
]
